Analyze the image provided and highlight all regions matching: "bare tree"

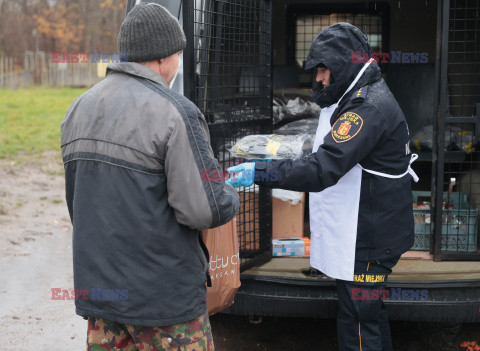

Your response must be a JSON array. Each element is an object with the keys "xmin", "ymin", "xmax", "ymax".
[{"xmin": 0, "ymin": 0, "xmax": 125, "ymax": 62}]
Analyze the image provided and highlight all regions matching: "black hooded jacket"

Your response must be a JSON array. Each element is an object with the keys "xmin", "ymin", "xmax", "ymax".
[
  {"xmin": 307, "ymin": 22, "xmax": 379, "ymax": 107},
  {"xmin": 254, "ymin": 23, "xmax": 415, "ymax": 262}
]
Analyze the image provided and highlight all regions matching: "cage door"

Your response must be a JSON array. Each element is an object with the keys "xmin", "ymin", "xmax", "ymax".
[{"xmin": 183, "ymin": 0, "xmax": 274, "ymax": 271}]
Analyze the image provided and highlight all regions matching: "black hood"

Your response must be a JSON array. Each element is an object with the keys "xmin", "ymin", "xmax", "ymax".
[{"xmin": 305, "ymin": 22, "xmax": 381, "ymax": 107}]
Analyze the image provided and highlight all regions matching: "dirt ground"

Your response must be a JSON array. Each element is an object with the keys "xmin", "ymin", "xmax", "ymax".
[
  {"xmin": 0, "ymin": 151, "xmax": 86, "ymax": 350},
  {"xmin": 0, "ymin": 152, "xmax": 479, "ymax": 351}
]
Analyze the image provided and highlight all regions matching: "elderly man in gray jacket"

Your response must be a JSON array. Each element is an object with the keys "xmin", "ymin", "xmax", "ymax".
[{"xmin": 61, "ymin": 3, "xmax": 239, "ymax": 350}]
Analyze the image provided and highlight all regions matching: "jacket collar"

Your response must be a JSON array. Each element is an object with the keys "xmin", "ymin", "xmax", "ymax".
[{"xmin": 106, "ymin": 62, "xmax": 170, "ymax": 88}]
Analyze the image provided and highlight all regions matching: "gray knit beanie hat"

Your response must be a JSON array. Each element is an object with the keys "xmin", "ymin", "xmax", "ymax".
[{"xmin": 118, "ymin": 3, "xmax": 186, "ymax": 62}]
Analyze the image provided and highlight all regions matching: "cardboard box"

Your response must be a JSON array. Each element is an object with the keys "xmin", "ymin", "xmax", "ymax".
[
  {"xmin": 272, "ymin": 238, "xmax": 310, "ymax": 256},
  {"xmin": 238, "ymin": 189, "xmax": 305, "ymax": 250},
  {"xmin": 272, "ymin": 191, "xmax": 304, "ymax": 239}
]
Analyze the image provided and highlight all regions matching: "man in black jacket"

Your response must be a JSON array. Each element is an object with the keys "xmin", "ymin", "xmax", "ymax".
[{"xmin": 228, "ymin": 23, "xmax": 417, "ymax": 350}]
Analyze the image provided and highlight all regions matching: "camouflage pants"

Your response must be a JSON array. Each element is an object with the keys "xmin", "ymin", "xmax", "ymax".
[{"xmin": 86, "ymin": 310, "xmax": 214, "ymax": 351}]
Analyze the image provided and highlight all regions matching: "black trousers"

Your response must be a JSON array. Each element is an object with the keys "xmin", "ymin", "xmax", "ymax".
[{"xmin": 335, "ymin": 256, "xmax": 400, "ymax": 351}]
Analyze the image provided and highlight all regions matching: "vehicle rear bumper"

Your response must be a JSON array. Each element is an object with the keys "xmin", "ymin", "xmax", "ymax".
[{"xmin": 223, "ymin": 274, "xmax": 480, "ymax": 323}]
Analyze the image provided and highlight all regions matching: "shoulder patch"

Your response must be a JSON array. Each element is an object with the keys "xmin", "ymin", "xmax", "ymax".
[
  {"xmin": 331, "ymin": 112, "xmax": 363, "ymax": 143},
  {"xmin": 351, "ymin": 85, "xmax": 368, "ymax": 102}
]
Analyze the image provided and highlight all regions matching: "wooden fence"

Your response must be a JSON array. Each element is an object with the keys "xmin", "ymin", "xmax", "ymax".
[{"xmin": 0, "ymin": 51, "xmax": 103, "ymax": 89}]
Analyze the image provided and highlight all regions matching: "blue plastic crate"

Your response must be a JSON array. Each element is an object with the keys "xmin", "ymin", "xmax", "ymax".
[{"xmin": 412, "ymin": 191, "xmax": 478, "ymax": 252}]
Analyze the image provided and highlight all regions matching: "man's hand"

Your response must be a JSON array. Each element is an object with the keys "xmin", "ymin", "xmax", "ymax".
[{"xmin": 226, "ymin": 162, "xmax": 255, "ymax": 187}]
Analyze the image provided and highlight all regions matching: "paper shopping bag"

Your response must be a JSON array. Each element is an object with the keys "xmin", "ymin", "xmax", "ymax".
[{"xmin": 202, "ymin": 217, "xmax": 241, "ymax": 316}]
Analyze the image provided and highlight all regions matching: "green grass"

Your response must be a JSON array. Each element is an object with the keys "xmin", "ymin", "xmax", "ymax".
[{"xmin": 0, "ymin": 87, "xmax": 87, "ymax": 159}]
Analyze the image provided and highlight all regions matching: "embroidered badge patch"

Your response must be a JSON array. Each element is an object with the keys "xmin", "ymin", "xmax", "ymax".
[
  {"xmin": 331, "ymin": 111, "xmax": 363, "ymax": 143},
  {"xmin": 354, "ymin": 274, "xmax": 386, "ymax": 283}
]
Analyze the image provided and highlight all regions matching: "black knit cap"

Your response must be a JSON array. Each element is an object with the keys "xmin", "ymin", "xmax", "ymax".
[{"xmin": 118, "ymin": 3, "xmax": 186, "ymax": 62}]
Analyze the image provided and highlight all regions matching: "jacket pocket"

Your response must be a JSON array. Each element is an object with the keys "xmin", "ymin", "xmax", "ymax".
[
  {"xmin": 189, "ymin": 230, "xmax": 209, "ymax": 284},
  {"xmin": 158, "ymin": 310, "xmax": 212, "ymax": 349},
  {"xmin": 197, "ymin": 231, "xmax": 210, "ymax": 275}
]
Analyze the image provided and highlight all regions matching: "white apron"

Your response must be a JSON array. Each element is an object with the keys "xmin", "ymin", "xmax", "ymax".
[{"xmin": 309, "ymin": 59, "xmax": 418, "ymax": 281}]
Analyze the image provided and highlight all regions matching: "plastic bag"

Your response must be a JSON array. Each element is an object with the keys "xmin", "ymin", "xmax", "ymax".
[
  {"xmin": 272, "ymin": 189, "xmax": 304, "ymax": 205},
  {"xmin": 273, "ymin": 90, "xmax": 321, "ymax": 125},
  {"xmin": 410, "ymin": 125, "xmax": 478, "ymax": 154},
  {"xmin": 450, "ymin": 127, "xmax": 476, "ymax": 154},
  {"xmin": 410, "ymin": 125, "xmax": 435, "ymax": 151},
  {"xmin": 275, "ymin": 117, "xmax": 319, "ymax": 136},
  {"xmin": 202, "ymin": 217, "xmax": 240, "ymax": 316},
  {"xmin": 410, "ymin": 125, "xmax": 456, "ymax": 152},
  {"xmin": 229, "ymin": 134, "xmax": 313, "ymax": 160}
]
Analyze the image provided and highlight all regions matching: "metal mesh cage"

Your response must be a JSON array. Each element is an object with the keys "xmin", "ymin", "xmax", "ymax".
[
  {"xmin": 293, "ymin": 13, "xmax": 383, "ymax": 68},
  {"xmin": 447, "ymin": 0, "xmax": 479, "ymax": 118},
  {"xmin": 286, "ymin": 4, "xmax": 389, "ymax": 87},
  {"xmin": 434, "ymin": 0, "xmax": 480, "ymax": 257},
  {"xmin": 183, "ymin": 0, "xmax": 273, "ymax": 270}
]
